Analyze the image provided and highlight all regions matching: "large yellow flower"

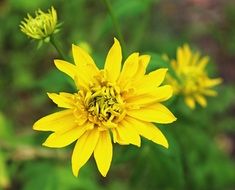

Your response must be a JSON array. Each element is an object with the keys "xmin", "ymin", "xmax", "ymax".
[
  {"xmin": 167, "ymin": 44, "xmax": 222, "ymax": 109},
  {"xmin": 33, "ymin": 38, "xmax": 176, "ymax": 177}
]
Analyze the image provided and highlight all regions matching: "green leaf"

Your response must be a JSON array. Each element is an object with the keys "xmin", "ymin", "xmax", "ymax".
[{"xmin": 20, "ymin": 160, "xmax": 102, "ymax": 190}]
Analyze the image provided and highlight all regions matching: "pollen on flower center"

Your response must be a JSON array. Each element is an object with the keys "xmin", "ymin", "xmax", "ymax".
[{"xmin": 85, "ymin": 85, "xmax": 124, "ymax": 125}]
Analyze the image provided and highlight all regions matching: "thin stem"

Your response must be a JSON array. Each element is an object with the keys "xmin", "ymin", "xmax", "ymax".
[
  {"xmin": 0, "ymin": 140, "xmax": 68, "ymax": 161},
  {"xmin": 102, "ymin": 0, "xmax": 127, "ymax": 56},
  {"xmin": 50, "ymin": 35, "xmax": 67, "ymax": 60}
]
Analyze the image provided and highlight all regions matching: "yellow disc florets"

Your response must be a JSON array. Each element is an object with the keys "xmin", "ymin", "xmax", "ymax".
[
  {"xmin": 84, "ymin": 85, "xmax": 124, "ymax": 126},
  {"xmin": 179, "ymin": 66, "xmax": 207, "ymax": 95}
]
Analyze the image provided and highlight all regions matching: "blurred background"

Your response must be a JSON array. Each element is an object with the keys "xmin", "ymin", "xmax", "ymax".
[{"xmin": 0, "ymin": 0, "xmax": 235, "ymax": 189}]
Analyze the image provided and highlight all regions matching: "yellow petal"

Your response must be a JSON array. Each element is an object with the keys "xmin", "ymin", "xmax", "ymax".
[
  {"xmin": 191, "ymin": 52, "xmax": 200, "ymax": 66},
  {"xmin": 73, "ymin": 73, "xmax": 92, "ymax": 90},
  {"xmin": 118, "ymin": 52, "xmax": 139, "ymax": 86},
  {"xmin": 54, "ymin": 59, "xmax": 77, "ymax": 79},
  {"xmin": 185, "ymin": 96, "xmax": 195, "ymax": 109},
  {"xmin": 204, "ymin": 78, "xmax": 222, "ymax": 87},
  {"xmin": 177, "ymin": 46, "xmax": 185, "ymax": 67},
  {"xmin": 43, "ymin": 123, "xmax": 92, "ymax": 148},
  {"xmin": 72, "ymin": 128, "xmax": 100, "ymax": 177},
  {"xmin": 72, "ymin": 61, "xmax": 100, "ymax": 89},
  {"xmin": 33, "ymin": 110, "xmax": 77, "ymax": 132},
  {"xmin": 111, "ymin": 128, "xmax": 129, "ymax": 145},
  {"xmin": 125, "ymin": 116, "xmax": 168, "ymax": 148},
  {"xmin": 72, "ymin": 44, "xmax": 97, "ymax": 68},
  {"xmin": 198, "ymin": 56, "xmax": 209, "ymax": 69},
  {"xmin": 115, "ymin": 121, "xmax": 141, "ymax": 147},
  {"xmin": 148, "ymin": 85, "xmax": 173, "ymax": 101},
  {"xmin": 148, "ymin": 68, "xmax": 168, "ymax": 87},
  {"xmin": 104, "ymin": 38, "xmax": 122, "ymax": 83},
  {"xmin": 134, "ymin": 55, "xmax": 150, "ymax": 81},
  {"xmin": 195, "ymin": 94, "xmax": 207, "ymax": 107},
  {"xmin": 47, "ymin": 92, "xmax": 75, "ymax": 108},
  {"xmin": 134, "ymin": 68, "xmax": 168, "ymax": 94},
  {"xmin": 54, "ymin": 58, "xmax": 97, "ymax": 90},
  {"xmin": 72, "ymin": 44, "xmax": 99, "ymax": 89},
  {"xmin": 183, "ymin": 44, "xmax": 191, "ymax": 66},
  {"xmin": 121, "ymin": 54, "xmax": 150, "ymax": 91},
  {"xmin": 202, "ymin": 89, "xmax": 217, "ymax": 97},
  {"xmin": 94, "ymin": 131, "xmax": 113, "ymax": 177},
  {"xmin": 126, "ymin": 85, "xmax": 173, "ymax": 106},
  {"xmin": 127, "ymin": 103, "xmax": 176, "ymax": 124}
]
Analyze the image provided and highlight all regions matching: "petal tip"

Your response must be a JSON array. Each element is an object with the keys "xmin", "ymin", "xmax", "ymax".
[
  {"xmin": 135, "ymin": 139, "xmax": 141, "ymax": 147},
  {"xmin": 113, "ymin": 38, "xmax": 121, "ymax": 49},
  {"xmin": 100, "ymin": 171, "xmax": 108, "ymax": 177},
  {"xmin": 72, "ymin": 169, "xmax": 79, "ymax": 177},
  {"xmin": 32, "ymin": 120, "xmax": 42, "ymax": 131},
  {"xmin": 146, "ymin": 54, "xmax": 151, "ymax": 61},
  {"xmin": 168, "ymin": 113, "xmax": 177, "ymax": 123},
  {"xmin": 164, "ymin": 143, "xmax": 169, "ymax": 149},
  {"xmin": 42, "ymin": 139, "xmax": 53, "ymax": 147},
  {"xmin": 113, "ymin": 37, "xmax": 119, "ymax": 43},
  {"xmin": 54, "ymin": 59, "xmax": 59, "ymax": 63},
  {"xmin": 42, "ymin": 142, "xmax": 50, "ymax": 147},
  {"xmin": 32, "ymin": 123, "xmax": 38, "ymax": 130},
  {"xmin": 72, "ymin": 43, "xmax": 77, "ymax": 48},
  {"xmin": 160, "ymin": 137, "xmax": 169, "ymax": 149},
  {"xmin": 162, "ymin": 68, "xmax": 168, "ymax": 72},
  {"xmin": 72, "ymin": 44, "xmax": 80, "ymax": 54},
  {"xmin": 42, "ymin": 142, "xmax": 47, "ymax": 147},
  {"xmin": 54, "ymin": 59, "xmax": 64, "ymax": 67},
  {"xmin": 46, "ymin": 92, "xmax": 53, "ymax": 97},
  {"xmin": 54, "ymin": 60, "xmax": 59, "ymax": 67}
]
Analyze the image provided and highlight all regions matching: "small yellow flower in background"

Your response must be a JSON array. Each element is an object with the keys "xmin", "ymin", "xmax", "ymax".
[
  {"xmin": 20, "ymin": 7, "xmax": 59, "ymax": 41},
  {"xmin": 33, "ymin": 38, "xmax": 176, "ymax": 177},
  {"xmin": 167, "ymin": 44, "xmax": 222, "ymax": 109},
  {"xmin": 78, "ymin": 41, "xmax": 92, "ymax": 54}
]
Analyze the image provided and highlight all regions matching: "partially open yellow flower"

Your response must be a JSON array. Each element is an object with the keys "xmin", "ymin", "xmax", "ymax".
[
  {"xmin": 167, "ymin": 44, "xmax": 222, "ymax": 109},
  {"xmin": 20, "ymin": 7, "xmax": 58, "ymax": 40},
  {"xmin": 33, "ymin": 38, "xmax": 176, "ymax": 177}
]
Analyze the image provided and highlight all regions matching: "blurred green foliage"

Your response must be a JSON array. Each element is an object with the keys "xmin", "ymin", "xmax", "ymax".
[{"xmin": 0, "ymin": 0, "xmax": 235, "ymax": 190}]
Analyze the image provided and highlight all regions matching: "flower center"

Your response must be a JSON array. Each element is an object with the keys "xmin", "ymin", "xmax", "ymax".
[
  {"xmin": 85, "ymin": 86, "xmax": 124, "ymax": 125},
  {"xmin": 181, "ymin": 67, "xmax": 206, "ymax": 94}
]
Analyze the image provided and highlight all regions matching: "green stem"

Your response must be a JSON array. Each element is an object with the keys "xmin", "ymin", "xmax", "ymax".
[
  {"xmin": 102, "ymin": 0, "xmax": 127, "ymax": 56},
  {"xmin": 50, "ymin": 35, "xmax": 67, "ymax": 60}
]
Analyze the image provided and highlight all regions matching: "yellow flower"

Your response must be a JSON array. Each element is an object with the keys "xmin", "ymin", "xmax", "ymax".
[
  {"xmin": 77, "ymin": 41, "xmax": 92, "ymax": 54},
  {"xmin": 167, "ymin": 44, "xmax": 222, "ymax": 109},
  {"xmin": 33, "ymin": 38, "xmax": 176, "ymax": 177},
  {"xmin": 20, "ymin": 7, "xmax": 59, "ymax": 40}
]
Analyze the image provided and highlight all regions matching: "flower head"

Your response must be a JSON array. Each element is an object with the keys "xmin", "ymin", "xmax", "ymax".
[
  {"xmin": 167, "ymin": 44, "xmax": 222, "ymax": 109},
  {"xmin": 33, "ymin": 38, "xmax": 176, "ymax": 177},
  {"xmin": 20, "ymin": 7, "xmax": 59, "ymax": 40}
]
